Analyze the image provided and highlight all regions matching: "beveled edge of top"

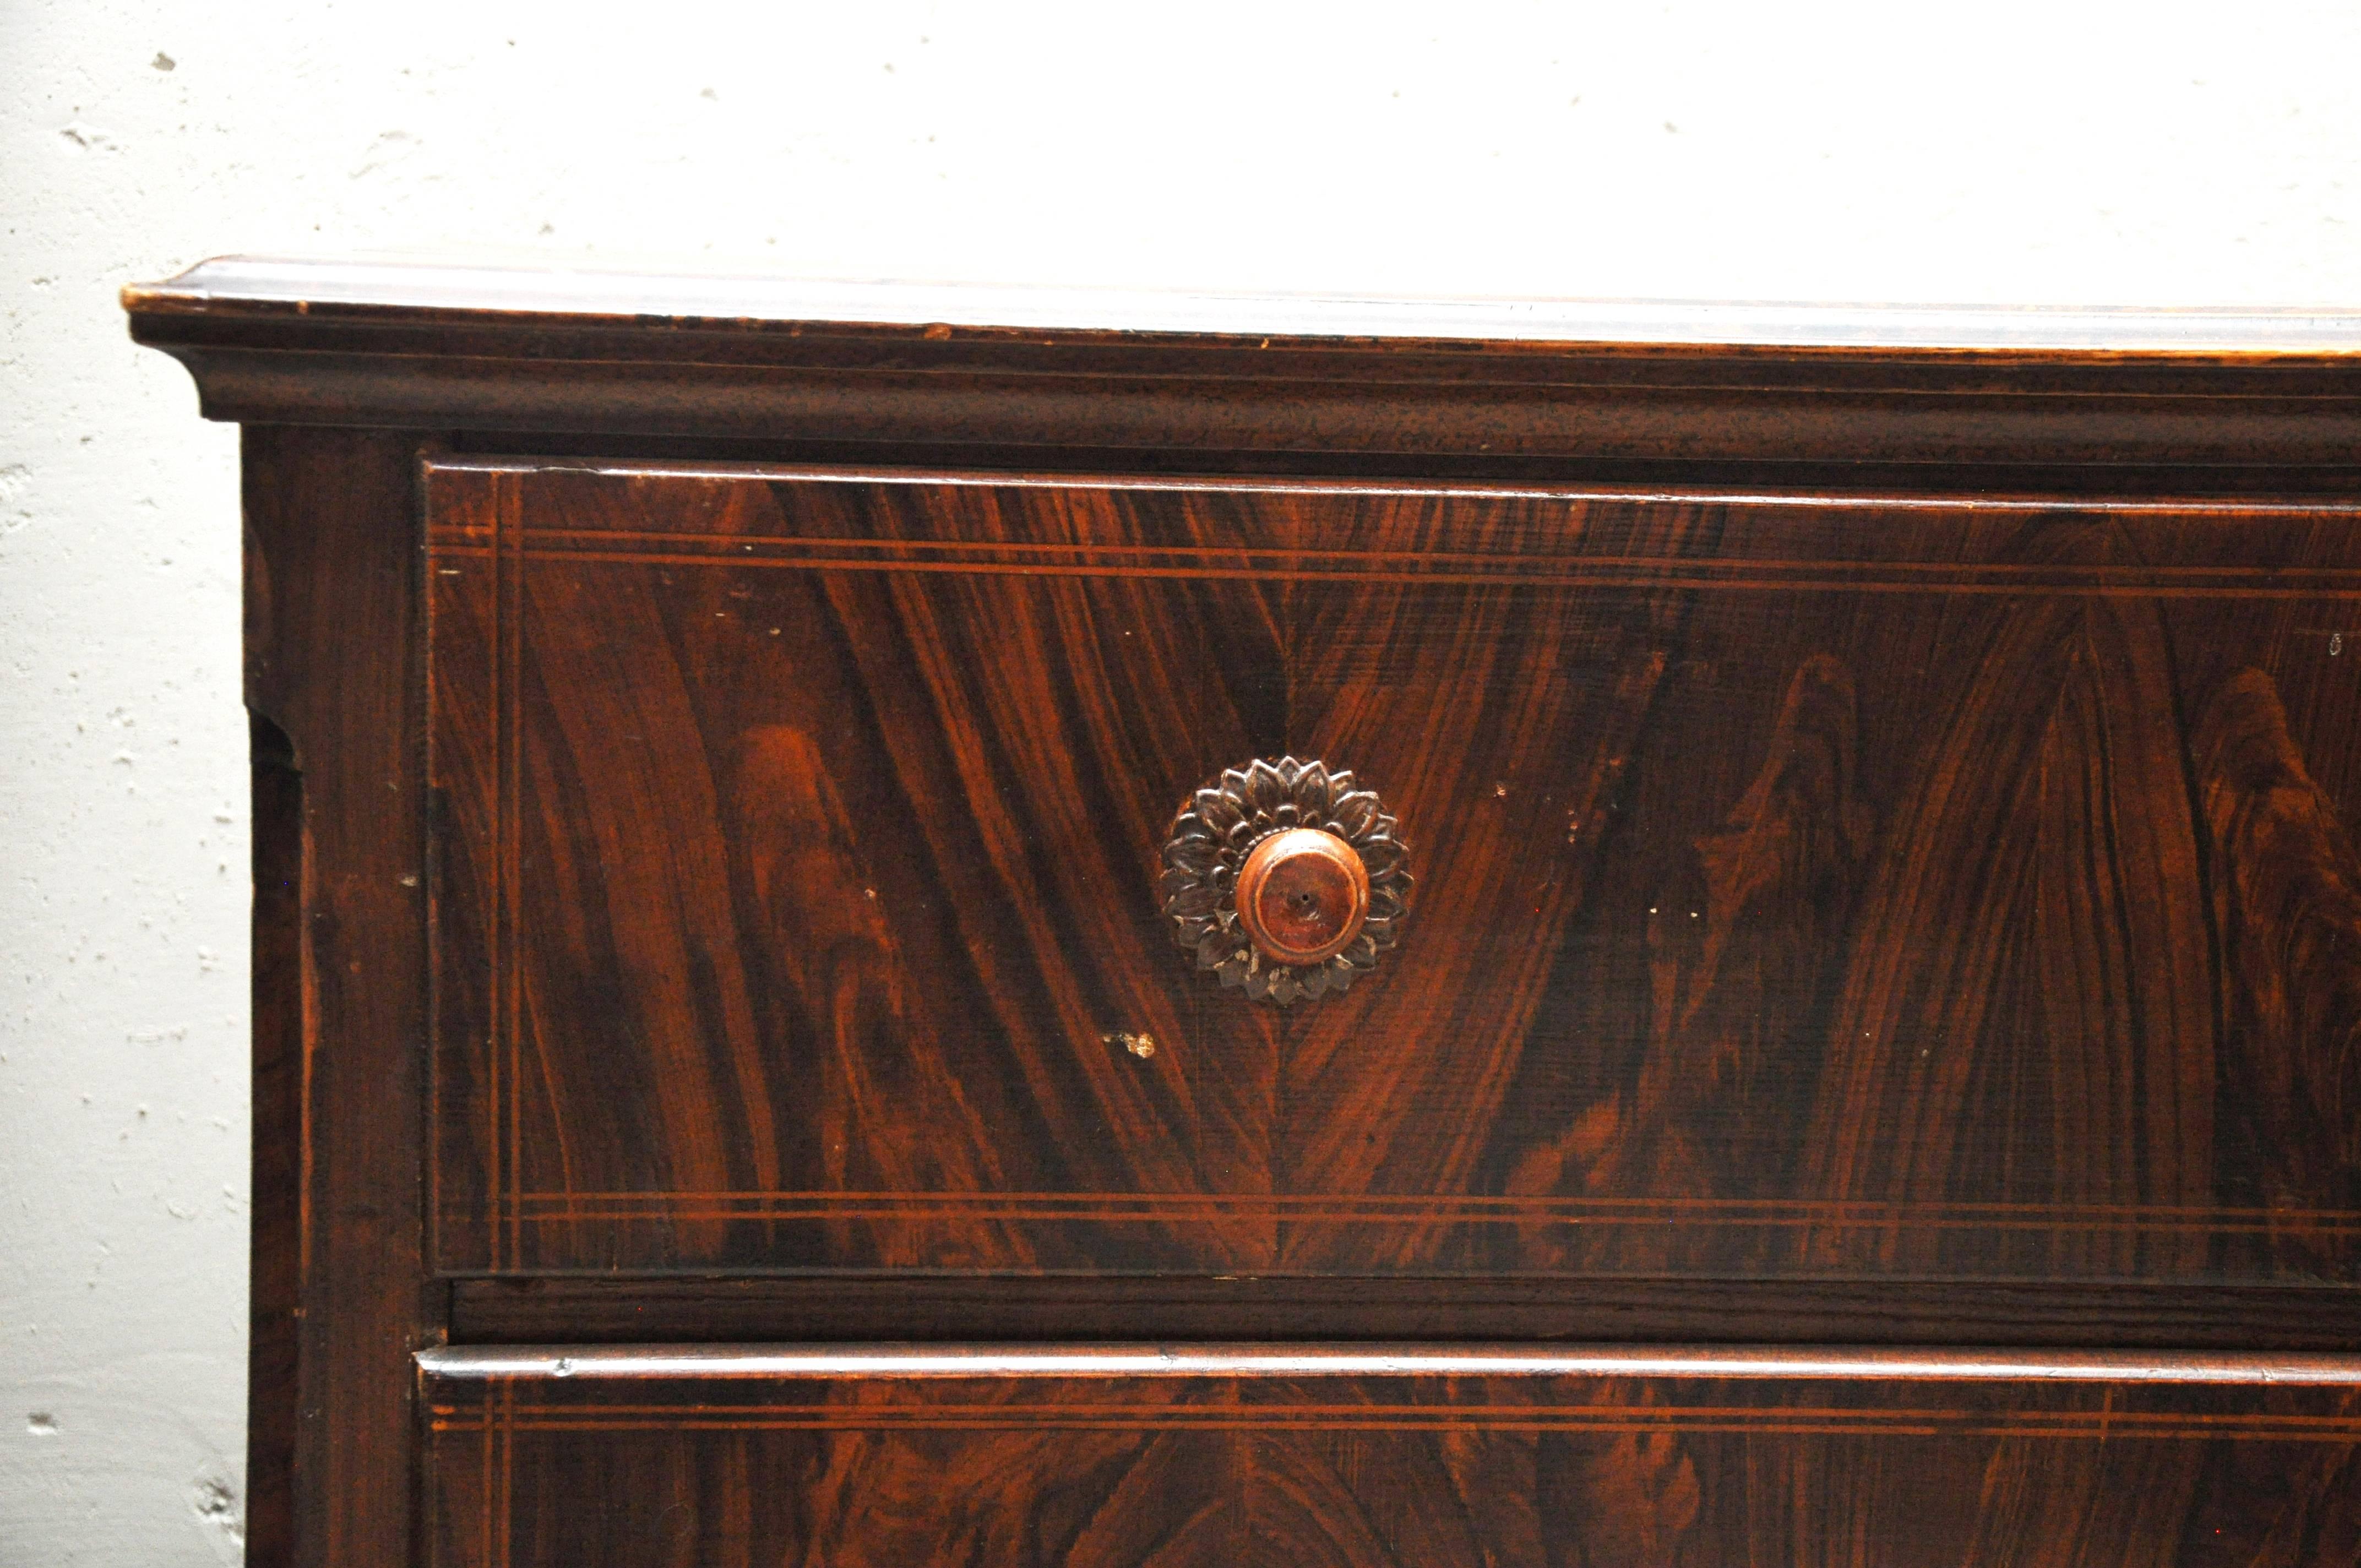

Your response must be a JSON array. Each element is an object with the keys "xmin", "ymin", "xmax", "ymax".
[{"xmin": 122, "ymin": 253, "xmax": 2361, "ymax": 358}]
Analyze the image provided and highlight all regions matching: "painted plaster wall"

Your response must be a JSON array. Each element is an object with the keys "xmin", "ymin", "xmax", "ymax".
[{"xmin": 4, "ymin": 2, "xmax": 2359, "ymax": 1560}]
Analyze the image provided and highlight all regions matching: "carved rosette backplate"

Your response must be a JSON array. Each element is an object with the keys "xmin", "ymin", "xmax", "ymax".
[{"xmin": 1161, "ymin": 757, "xmax": 1412, "ymax": 1005}]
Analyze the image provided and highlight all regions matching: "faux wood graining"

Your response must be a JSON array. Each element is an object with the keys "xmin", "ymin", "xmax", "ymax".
[
  {"xmin": 421, "ymin": 1345, "xmax": 2361, "ymax": 1567},
  {"xmin": 126, "ymin": 264, "xmax": 2361, "ymax": 1568},
  {"xmin": 428, "ymin": 459, "xmax": 2361, "ymax": 1281}
]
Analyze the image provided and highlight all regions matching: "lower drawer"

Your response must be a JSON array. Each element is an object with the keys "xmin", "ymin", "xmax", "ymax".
[{"xmin": 422, "ymin": 1344, "xmax": 2361, "ymax": 1565}]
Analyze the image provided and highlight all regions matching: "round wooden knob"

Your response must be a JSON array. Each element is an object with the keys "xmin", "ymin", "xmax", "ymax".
[
  {"xmin": 1235, "ymin": 828, "xmax": 1369, "ymax": 965},
  {"xmin": 1160, "ymin": 756, "xmax": 1411, "ymax": 1006}
]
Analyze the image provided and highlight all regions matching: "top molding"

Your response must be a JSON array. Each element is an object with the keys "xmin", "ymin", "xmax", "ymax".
[{"xmin": 123, "ymin": 255, "xmax": 2361, "ymax": 473}]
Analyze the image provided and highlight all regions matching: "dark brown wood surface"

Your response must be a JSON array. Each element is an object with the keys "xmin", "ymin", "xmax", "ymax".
[
  {"xmin": 123, "ymin": 258, "xmax": 2361, "ymax": 475},
  {"xmin": 245, "ymin": 428, "xmax": 438, "ymax": 1567},
  {"xmin": 429, "ymin": 459, "xmax": 2361, "ymax": 1283},
  {"xmin": 448, "ymin": 1273, "xmax": 2361, "ymax": 1352},
  {"xmin": 421, "ymin": 1343, "xmax": 2361, "ymax": 1566},
  {"xmin": 246, "ymin": 712, "xmax": 301, "ymax": 1568},
  {"xmin": 123, "ymin": 263, "xmax": 2361, "ymax": 1568}
]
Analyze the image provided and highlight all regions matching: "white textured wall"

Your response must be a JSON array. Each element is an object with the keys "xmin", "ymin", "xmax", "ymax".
[{"xmin": 4, "ymin": 2, "xmax": 2359, "ymax": 1560}]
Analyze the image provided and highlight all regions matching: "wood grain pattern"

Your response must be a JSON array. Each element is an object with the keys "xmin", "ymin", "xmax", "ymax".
[
  {"xmin": 132, "ymin": 266, "xmax": 2361, "ymax": 1568},
  {"xmin": 421, "ymin": 1344, "xmax": 2361, "ymax": 1567},
  {"xmin": 429, "ymin": 459, "xmax": 2361, "ymax": 1282}
]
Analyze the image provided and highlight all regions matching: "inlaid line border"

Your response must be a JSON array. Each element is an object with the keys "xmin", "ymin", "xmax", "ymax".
[
  {"xmin": 457, "ymin": 1190, "xmax": 2361, "ymax": 1237},
  {"xmin": 426, "ymin": 1402, "xmax": 2361, "ymax": 1443},
  {"xmin": 426, "ymin": 537, "xmax": 2361, "ymax": 599},
  {"xmin": 429, "ymin": 462, "xmax": 2361, "ymax": 1267}
]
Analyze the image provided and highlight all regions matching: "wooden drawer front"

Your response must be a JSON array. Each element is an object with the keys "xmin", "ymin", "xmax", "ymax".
[
  {"xmin": 428, "ymin": 459, "xmax": 2361, "ymax": 1281},
  {"xmin": 423, "ymin": 1344, "xmax": 2361, "ymax": 1566}
]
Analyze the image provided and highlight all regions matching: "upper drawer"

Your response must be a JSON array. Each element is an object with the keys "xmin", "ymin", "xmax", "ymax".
[{"xmin": 427, "ymin": 459, "xmax": 2361, "ymax": 1281}]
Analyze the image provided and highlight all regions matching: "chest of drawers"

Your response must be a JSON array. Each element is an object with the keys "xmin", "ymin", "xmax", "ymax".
[{"xmin": 128, "ymin": 259, "xmax": 2361, "ymax": 1564}]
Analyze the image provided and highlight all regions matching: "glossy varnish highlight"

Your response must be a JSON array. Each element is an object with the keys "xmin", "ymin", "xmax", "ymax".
[
  {"xmin": 428, "ymin": 459, "xmax": 2361, "ymax": 1282},
  {"xmin": 121, "ymin": 262, "xmax": 2361, "ymax": 1567},
  {"xmin": 421, "ymin": 1344, "xmax": 2361, "ymax": 1567}
]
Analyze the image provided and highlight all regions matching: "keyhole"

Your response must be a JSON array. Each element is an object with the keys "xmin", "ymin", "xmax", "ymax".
[{"xmin": 2335, "ymin": 633, "xmax": 2344, "ymax": 656}]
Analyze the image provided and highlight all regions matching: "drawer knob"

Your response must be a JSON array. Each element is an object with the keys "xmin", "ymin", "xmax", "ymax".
[
  {"xmin": 1236, "ymin": 827, "xmax": 1368, "ymax": 964},
  {"xmin": 1160, "ymin": 757, "xmax": 1411, "ymax": 1005}
]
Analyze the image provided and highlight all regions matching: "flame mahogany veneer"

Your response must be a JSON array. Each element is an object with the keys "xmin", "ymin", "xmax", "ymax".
[{"xmin": 129, "ymin": 258, "xmax": 2361, "ymax": 1565}]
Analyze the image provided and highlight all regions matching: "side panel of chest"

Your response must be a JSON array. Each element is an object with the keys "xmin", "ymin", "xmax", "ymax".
[{"xmin": 428, "ymin": 459, "xmax": 2361, "ymax": 1281}]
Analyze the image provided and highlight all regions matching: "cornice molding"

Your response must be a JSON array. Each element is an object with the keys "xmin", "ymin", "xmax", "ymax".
[{"xmin": 123, "ymin": 256, "xmax": 2361, "ymax": 471}]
